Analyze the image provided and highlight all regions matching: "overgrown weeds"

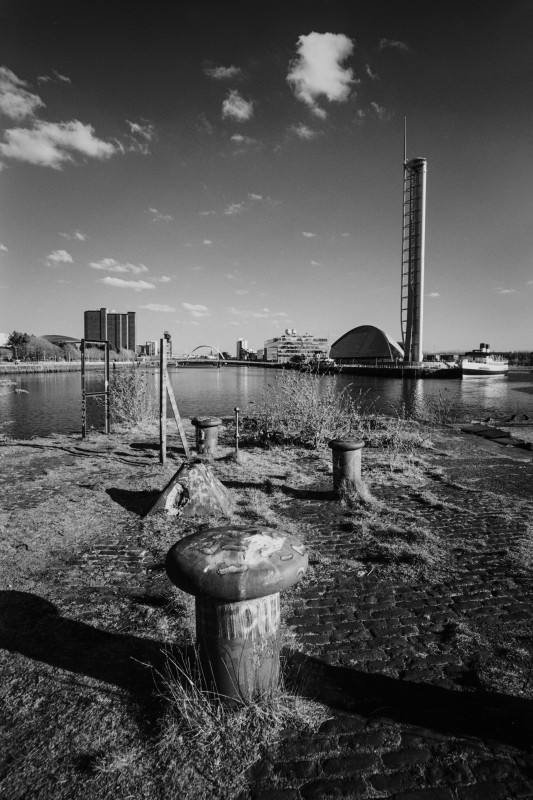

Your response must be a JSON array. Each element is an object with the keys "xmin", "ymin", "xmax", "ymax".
[
  {"xmin": 154, "ymin": 648, "xmax": 326, "ymax": 799},
  {"xmin": 248, "ymin": 369, "xmax": 375, "ymax": 448},
  {"xmin": 107, "ymin": 368, "xmax": 157, "ymax": 426}
]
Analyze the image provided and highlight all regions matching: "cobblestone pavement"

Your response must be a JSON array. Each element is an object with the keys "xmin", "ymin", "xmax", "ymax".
[
  {"xmin": 247, "ymin": 435, "xmax": 533, "ymax": 800},
  {"xmin": 16, "ymin": 429, "xmax": 533, "ymax": 800}
]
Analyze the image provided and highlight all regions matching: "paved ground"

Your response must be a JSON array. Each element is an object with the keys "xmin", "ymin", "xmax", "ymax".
[
  {"xmin": 3, "ymin": 425, "xmax": 533, "ymax": 799},
  {"xmin": 246, "ymin": 430, "xmax": 533, "ymax": 800}
]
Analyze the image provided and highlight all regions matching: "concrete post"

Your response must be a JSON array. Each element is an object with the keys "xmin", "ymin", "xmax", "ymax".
[
  {"xmin": 328, "ymin": 438, "xmax": 365, "ymax": 495},
  {"xmin": 165, "ymin": 525, "xmax": 308, "ymax": 702},
  {"xmin": 191, "ymin": 416, "xmax": 222, "ymax": 455}
]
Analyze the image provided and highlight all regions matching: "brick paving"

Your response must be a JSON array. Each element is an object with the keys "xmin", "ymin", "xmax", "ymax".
[
  {"xmin": 14, "ymin": 429, "xmax": 532, "ymax": 799},
  {"xmin": 246, "ymin": 436, "xmax": 533, "ymax": 800}
]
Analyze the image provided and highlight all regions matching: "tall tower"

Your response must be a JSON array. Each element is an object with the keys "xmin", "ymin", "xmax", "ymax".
[{"xmin": 401, "ymin": 132, "xmax": 427, "ymax": 363}]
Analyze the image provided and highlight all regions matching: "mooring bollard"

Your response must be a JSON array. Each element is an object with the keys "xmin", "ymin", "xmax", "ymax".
[
  {"xmin": 328, "ymin": 438, "xmax": 365, "ymax": 494},
  {"xmin": 191, "ymin": 416, "xmax": 222, "ymax": 455},
  {"xmin": 165, "ymin": 525, "xmax": 308, "ymax": 701}
]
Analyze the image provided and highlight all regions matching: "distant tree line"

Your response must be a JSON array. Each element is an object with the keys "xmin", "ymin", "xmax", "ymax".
[{"xmin": 4, "ymin": 331, "xmax": 134, "ymax": 362}]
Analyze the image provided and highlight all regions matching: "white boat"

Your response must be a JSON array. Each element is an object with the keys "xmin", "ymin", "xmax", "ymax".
[{"xmin": 461, "ymin": 342, "xmax": 509, "ymax": 375}]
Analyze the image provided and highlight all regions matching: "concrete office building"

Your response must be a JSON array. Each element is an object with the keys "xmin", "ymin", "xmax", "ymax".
[
  {"xmin": 263, "ymin": 329, "xmax": 329, "ymax": 364},
  {"xmin": 84, "ymin": 308, "xmax": 136, "ymax": 352}
]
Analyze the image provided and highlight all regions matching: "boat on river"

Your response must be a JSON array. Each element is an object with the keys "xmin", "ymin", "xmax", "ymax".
[{"xmin": 461, "ymin": 343, "xmax": 509, "ymax": 375}]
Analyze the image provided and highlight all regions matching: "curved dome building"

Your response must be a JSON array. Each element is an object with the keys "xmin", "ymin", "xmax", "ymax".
[{"xmin": 330, "ymin": 325, "xmax": 404, "ymax": 365}]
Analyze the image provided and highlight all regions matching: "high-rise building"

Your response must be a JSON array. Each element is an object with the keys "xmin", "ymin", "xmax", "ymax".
[
  {"xmin": 401, "ymin": 155, "xmax": 427, "ymax": 363},
  {"xmin": 83, "ymin": 308, "xmax": 136, "ymax": 352}
]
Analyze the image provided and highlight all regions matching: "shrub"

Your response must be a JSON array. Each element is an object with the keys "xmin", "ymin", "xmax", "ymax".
[
  {"xmin": 251, "ymin": 368, "xmax": 374, "ymax": 448},
  {"xmin": 108, "ymin": 367, "xmax": 157, "ymax": 426}
]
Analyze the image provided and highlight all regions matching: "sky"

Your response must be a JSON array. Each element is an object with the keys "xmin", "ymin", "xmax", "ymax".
[{"xmin": 0, "ymin": 0, "xmax": 532, "ymax": 355}]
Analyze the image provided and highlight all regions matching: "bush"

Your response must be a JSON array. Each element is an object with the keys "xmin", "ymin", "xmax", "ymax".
[
  {"xmin": 108, "ymin": 367, "xmax": 157, "ymax": 426},
  {"xmin": 251, "ymin": 368, "xmax": 374, "ymax": 448}
]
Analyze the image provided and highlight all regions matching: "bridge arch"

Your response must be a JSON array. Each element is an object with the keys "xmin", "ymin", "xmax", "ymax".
[{"xmin": 189, "ymin": 344, "xmax": 225, "ymax": 359}]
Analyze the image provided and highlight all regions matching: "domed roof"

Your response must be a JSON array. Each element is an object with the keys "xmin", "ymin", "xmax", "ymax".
[{"xmin": 330, "ymin": 325, "xmax": 404, "ymax": 361}]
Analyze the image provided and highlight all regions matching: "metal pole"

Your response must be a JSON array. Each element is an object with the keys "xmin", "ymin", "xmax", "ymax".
[
  {"xmin": 104, "ymin": 341, "xmax": 110, "ymax": 434},
  {"xmin": 234, "ymin": 406, "xmax": 240, "ymax": 458},
  {"xmin": 81, "ymin": 339, "xmax": 86, "ymax": 439},
  {"xmin": 159, "ymin": 337, "xmax": 167, "ymax": 465}
]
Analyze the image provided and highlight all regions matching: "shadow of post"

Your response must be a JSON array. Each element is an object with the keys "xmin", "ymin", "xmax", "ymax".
[
  {"xmin": 285, "ymin": 650, "xmax": 533, "ymax": 751},
  {"xmin": 0, "ymin": 591, "xmax": 184, "ymax": 719}
]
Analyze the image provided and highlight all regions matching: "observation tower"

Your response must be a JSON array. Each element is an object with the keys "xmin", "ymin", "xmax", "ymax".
[{"xmin": 401, "ymin": 124, "xmax": 427, "ymax": 363}]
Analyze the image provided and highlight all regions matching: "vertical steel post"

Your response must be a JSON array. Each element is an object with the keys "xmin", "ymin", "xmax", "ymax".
[
  {"xmin": 234, "ymin": 406, "xmax": 240, "ymax": 458},
  {"xmin": 104, "ymin": 341, "xmax": 110, "ymax": 434},
  {"xmin": 81, "ymin": 339, "xmax": 87, "ymax": 439},
  {"xmin": 160, "ymin": 337, "xmax": 167, "ymax": 465}
]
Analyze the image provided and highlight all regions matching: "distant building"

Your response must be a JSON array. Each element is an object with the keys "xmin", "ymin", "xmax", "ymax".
[
  {"xmin": 84, "ymin": 308, "xmax": 136, "ymax": 352},
  {"xmin": 263, "ymin": 329, "xmax": 329, "ymax": 364},
  {"xmin": 330, "ymin": 325, "xmax": 404, "ymax": 365},
  {"xmin": 236, "ymin": 338, "xmax": 248, "ymax": 359}
]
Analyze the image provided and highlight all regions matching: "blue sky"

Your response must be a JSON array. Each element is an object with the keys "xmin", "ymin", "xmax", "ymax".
[{"xmin": 0, "ymin": 0, "xmax": 532, "ymax": 354}]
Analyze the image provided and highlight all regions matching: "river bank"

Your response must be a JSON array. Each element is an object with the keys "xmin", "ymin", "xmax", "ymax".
[{"xmin": 1, "ymin": 420, "xmax": 532, "ymax": 799}]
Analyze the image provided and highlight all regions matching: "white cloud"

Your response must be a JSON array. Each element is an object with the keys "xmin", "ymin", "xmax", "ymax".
[
  {"xmin": 139, "ymin": 303, "xmax": 176, "ymax": 312},
  {"xmin": 310, "ymin": 260, "xmax": 322, "ymax": 266},
  {"xmin": 126, "ymin": 120, "xmax": 155, "ymax": 140},
  {"xmin": 0, "ymin": 120, "xmax": 117, "ymax": 168},
  {"xmin": 0, "ymin": 332, "xmax": 9, "ymax": 345},
  {"xmin": 224, "ymin": 202, "xmax": 244, "ymax": 215},
  {"xmin": 46, "ymin": 249, "xmax": 73, "ymax": 266},
  {"xmin": 290, "ymin": 123, "xmax": 319, "ymax": 140},
  {"xmin": 287, "ymin": 32, "xmax": 355, "ymax": 118},
  {"xmin": 158, "ymin": 276, "xmax": 171, "ymax": 283},
  {"xmin": 236, "ymin": 289, "xmax": 249, "ymax": 295},
  {"xmin": 182, "ymin": 302, "xmax": 210, "ymax": 318},
  {"xmin": 495, "ymin": 287, "xmax": 516, "ymax": 294},
  {"xmin": 37, "ymin": 70, "xmax": 71, "ymax": 85},
  {"xmin": 228, "ymin": 306, "xmax": 288, "ymax": 320},
  {"xmin": 204, "ymin": 65, "xmax": 243, "ymax": 80},
  {"xmin": 365, "ymin": 64, "xmax": 378, "ymax": 79},
  {"xmin": 379, "ymin": 38, "xmax": 410, "ymax": 53},
  {"xmin": 89, "ymin": 258, "xmax": 148, "ymax": 274},
  {"xmin": 59, "ymin": 229, "xmax": 87, "ymax": 241},
  {"xmin": 99, "ymin": 277, "xmax": 155, "ymax": 290},
  {"xmin": 222, "ymin": 90, "xmax": 254, "ymax": 122},
  {"xmin": 148, "ymin": 207, "xmax": 173, "ymax": 222},
  {"xmin": 230, "ymin": 134, "xmax": 257, "ymax": 146},
  {"xmin": 370, "ymin": 101, "xmax": 390, "ymax": 120},
  {"xmin": 0, "ymin": 243, "xmax": 8, "ymax": 252},
  {"xmin": 428, "ymin": 292, "xmax": 440, "ymax": 298},
  {"xmin": 203, "ymin": 239, "xmax": 212, "ymax": 245},
  {"xmin": 302, "ymin": 231, "xmax": 317, "ymax": 238},
  {"xmin": 0, "ymin": 67, "xmax": 44, "ymax": 120},
  {"xmin": 248, "ymin": 193, "xmax": 262, "ymax": 201}
]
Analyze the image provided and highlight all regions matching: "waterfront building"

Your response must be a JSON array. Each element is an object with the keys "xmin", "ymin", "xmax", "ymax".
[
  {"xmin": 83, "ymin": 308, "xmax": 136, "ymax": 352},
  {"xmin": 263, "ymin": 329, "xmax": 329, "ymax": 364},
  {"xmin": 330, "ymin": 325, "xmax": 404, "ymax": 365}
]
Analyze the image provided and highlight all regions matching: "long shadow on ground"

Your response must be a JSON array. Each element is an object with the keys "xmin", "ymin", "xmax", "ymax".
[
  {"xmin": 106, "ymin": 487, "xmax": 161, "ymax": 515},
  {"xmin": 288, "ymin": 652, "xmax": 533, "ymax": 752},
  {"xmin": 0, "ymin": 591, "xmax": 184, "ymax": 723}
]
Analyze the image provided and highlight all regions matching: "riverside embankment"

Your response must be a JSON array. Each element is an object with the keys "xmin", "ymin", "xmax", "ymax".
[{"xmin": 1, "ymin": 420, "xmax": 532, "ymax": 799}]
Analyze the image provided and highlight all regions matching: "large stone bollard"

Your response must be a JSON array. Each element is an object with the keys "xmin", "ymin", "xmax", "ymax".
[
  {"xmin": 165, "ymin": 525, "xmax": 307, "ymax": 702},
  {"xmin": 191, "ymin": 416, "xmax": 222, "ymax": 455},
  {"xmin": 328, "ymin": 438, "xmax": 365, "ymax": 495}
]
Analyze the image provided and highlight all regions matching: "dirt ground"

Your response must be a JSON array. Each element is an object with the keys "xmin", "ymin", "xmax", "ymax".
[{"xmin": 1, "ymin": 420, "xmax": 532, "ymax": 799}]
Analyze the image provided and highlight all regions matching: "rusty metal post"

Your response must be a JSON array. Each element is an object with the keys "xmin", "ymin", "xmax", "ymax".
[
  {"xmin": 191, "ymin": 416, "xmax": 222, "ymax": 455},
  {"xmin": 165, "ymin": 525, "xmax": 308, "ymax": 701},
  {"xmin": 328, "ymin": 438, "xmax": 365, "ymax": 495}
]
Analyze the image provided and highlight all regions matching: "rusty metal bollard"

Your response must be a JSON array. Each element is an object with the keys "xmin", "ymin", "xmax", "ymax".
[
  {"xmin": 165, "ymin": 525, "xmax": 308, "ymax": 701},
  {"xmin": 191, "ymin": 416, "xmax": 222, "ymax": 455},
  {"xmin": 328, "ymin": 438, "xmax": 365, "ymax": 495}
]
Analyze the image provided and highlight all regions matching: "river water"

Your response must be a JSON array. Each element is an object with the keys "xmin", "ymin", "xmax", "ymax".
[{"xmin": 1, "ymin": 365, "xmax": 532, "ymax": 439}]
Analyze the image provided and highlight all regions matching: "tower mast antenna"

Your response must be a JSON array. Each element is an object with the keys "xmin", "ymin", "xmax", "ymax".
[{"xmin": 403, "ymin": 116, "xmax": 407, "ymax": 165}]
